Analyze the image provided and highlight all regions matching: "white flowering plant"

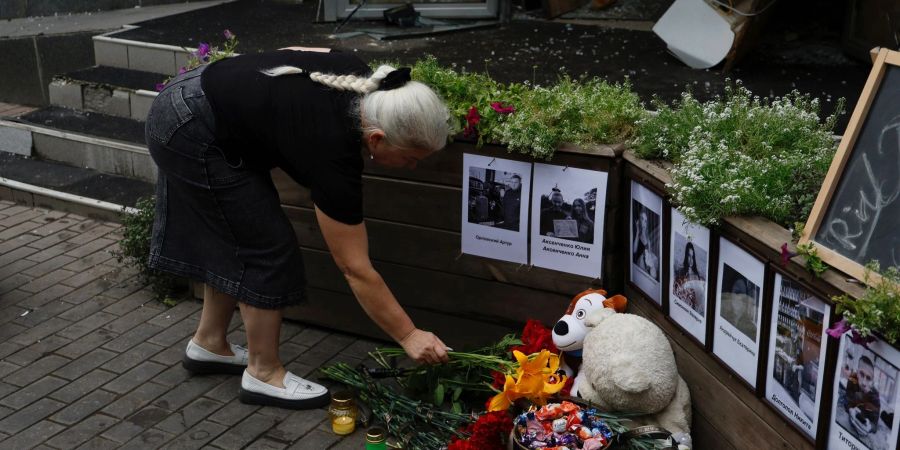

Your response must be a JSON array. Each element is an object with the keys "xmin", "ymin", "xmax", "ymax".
[{"xmin": 633, "ymin": 81, "xmax": 844, "ymax": 227}]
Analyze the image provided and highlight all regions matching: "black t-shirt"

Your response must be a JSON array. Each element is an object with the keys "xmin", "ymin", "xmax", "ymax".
[{"xmin": 201, "ymin": 50, "xmax": 370, "ymax": 224}]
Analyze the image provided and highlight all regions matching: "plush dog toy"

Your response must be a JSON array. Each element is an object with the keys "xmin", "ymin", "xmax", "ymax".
[
  {"xmin": 577, "ymin": 306, "xmax": 693, "ymax": 448},
  {"xmin": 552, "ymin": 289, "xmax": 627, "ymax": 397}
]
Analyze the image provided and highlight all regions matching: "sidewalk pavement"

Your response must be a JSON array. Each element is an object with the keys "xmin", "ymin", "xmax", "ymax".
[{"xmin": 0, "ymin": 200, "xmax": 384, "ymax": 449}]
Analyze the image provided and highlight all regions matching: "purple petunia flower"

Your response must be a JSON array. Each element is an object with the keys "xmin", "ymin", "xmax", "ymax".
[
  {"xmin": 826, "ymin": 319, "xmax": 850, "ymax": 339},
  {"xmin": 155, "ymin": 82, "xmax": 166, "ymax": 92},
  {"xmin": 850, "ymin": 329, "xmax": 876, "ymax": 346},
  {"xmin": 195, "ymin": 43, "xmax": 211, "ymax": 60},
  {"xmin": 178, "ymin": 67, "xmax": 187, "ymax": 75},
  {"xmin": 780, "ymin": 243, "xmax": 797, "ymax": 268},
  {"xmin": 224, "ymin": 29, "xmax": 235, "ymax": 40}
]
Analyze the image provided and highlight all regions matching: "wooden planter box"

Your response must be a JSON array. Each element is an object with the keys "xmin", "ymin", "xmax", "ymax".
[{"xmin": 274, "ymin": 140, "xmax": 871, "ymax": 450}]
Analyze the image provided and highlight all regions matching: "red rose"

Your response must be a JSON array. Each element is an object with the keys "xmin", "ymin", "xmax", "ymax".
[
  {"xmin": 512, "ymin": 320, "xmax": 558, "ymax": 355},
  {"xmin": 464, "ymin": 106, "xmax": 481, "ymax": 138}
]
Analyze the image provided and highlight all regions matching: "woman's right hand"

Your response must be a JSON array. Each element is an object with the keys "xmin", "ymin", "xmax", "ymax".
[{"xmin": 399, "ymin": 328, "xmax": 450, "ymax": 365}]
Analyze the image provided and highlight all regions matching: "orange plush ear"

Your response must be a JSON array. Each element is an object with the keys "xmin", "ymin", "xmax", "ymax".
[
  {"xmin": 602, "ymin": 295, "xmax": 627, "ymax": 313},
  {"xmin": 566, "ymin": 288, "xmax": 608, "ymax": 314}
]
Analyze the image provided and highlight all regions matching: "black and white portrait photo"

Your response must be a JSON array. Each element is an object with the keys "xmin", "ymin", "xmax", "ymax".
[
  {"xmin": 720, "ymin": 263, "xmax": 760, "ymax": 342},
  {"xmin": 461, "ymin": 154, "xmax": 532, "ymax": 265},
  {"xmin": 629, "ymin": 181, "xmax": 664, "ymax": 304},
  {"xmin": 530, "ymin": 164, "xmax": 608, "ymax": 278},
  {"xmin": 713, "ymin": 236, "xmax": 766, "ymax": 387},
  {"xmin": 829, "ymin": 334, "xmax": 900, "ymax": 450},
  {"xmin": 467, "ymin": 166, "xmax": 524, "ymax": 232},
  {"xmin": 668, "ymin": 207, "xmax": 711, "ymax": 344}
]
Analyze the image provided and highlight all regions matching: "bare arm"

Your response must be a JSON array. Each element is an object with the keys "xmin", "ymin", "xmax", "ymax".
[
  {"xmin": 278, "ymin": 46, "xmax": 332, "ymax": 52},
  {"xmin": 314, "ymin": 206, "xmax": 449, "ymax": 363}
]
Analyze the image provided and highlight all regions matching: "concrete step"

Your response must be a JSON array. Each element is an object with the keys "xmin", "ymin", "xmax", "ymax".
[
  {"xmin": 0, "ymin": 152, "xmax": 151, "ymax": 221},
  {"xmin": 94, "ymin": 28, "xmax": 198, "ymax": 74},
  {"xmin": 49, "ymin": 66, "xmax": 162, "ymax": 121},
  {"xmin": 1, "ymin": 106, "xmax": 155, "ymax": 183}
]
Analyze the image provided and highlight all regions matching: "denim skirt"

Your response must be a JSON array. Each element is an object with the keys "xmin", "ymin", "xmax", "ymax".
[{"xmin": 145, "ymin": 65, "xmax": 307, "ymax": 309}]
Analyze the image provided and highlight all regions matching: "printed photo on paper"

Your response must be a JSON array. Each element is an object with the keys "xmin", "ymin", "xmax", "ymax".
[
  {"xmin": 530, "ymin": 164, "xmax": 608, "ymax": 278},
  {"xmin": 668, "ymin": 207, "xmax": 710, "ymax": 344},
  {"xmin": 461, "ymin": 154, "xmax": 531, "ymax": 264},
  {"xmin": 713, "ymin": 237, "xmax": 765, "ymax": 387},
  {"xmin": 829, "ymin": 334, "xmax": 900, "ymax": 450},
  {"xmin": 629, "ymin": 181, "xmax": 663, "ymax": 304},
  {"xmin": 765, "ymin": 274, "xmax": 830, "ymax": 439}
]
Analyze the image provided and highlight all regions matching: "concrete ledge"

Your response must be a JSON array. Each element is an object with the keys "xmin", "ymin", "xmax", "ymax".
[
  {"xmin": 130, "ymin": 90, "xmax": 157, "ymax": 121},
  {"xmin": 0, "ymin": 177, "xmax": 135, "ymax": 222},
  {"xmin": 83, "ymin": 85, "xmax": 131, "ymax": 117},
  {"xmin": 94, "ymin": 39, "xmax": 129, "ymax": 69},
  {"xmin": 48, "ymin": 80, "xmax": 84, "ymax": 110},
  {"xmin": 0, "ymin": 123, "xmax": 33, "ymax": 156}
]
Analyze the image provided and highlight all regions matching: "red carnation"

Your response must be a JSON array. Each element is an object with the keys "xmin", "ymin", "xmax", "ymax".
[
  {"xmin": 450, "ymin": 411, "xmax": 512, "ymax": 450},
  {"xmin": 512, "ymin": 320, "xmax": 558, "ymax": 355},
  {"xmin": 490, "ymin": 102, "xmax": 515, "ymax": 114},
  {"xmin": 464, "ymin": 106, "xmax": 481, "ymax": 138}
]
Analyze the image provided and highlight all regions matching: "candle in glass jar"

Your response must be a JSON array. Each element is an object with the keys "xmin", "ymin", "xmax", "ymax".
[{"xmin": 332, "ymin": 415, "xmax": 355, "ymax": 435}]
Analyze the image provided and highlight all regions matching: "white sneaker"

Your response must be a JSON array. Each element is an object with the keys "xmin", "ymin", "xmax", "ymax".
[
  {"xmin": 182, "ymin": 339, "xmax": 249, "ymax": 375},
  {"xmin": 239, "ymin": 370, "xmax": 330, "ymax": 409}
]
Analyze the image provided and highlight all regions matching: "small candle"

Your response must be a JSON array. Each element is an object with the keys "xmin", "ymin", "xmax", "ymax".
[{"xmin": 332, "ymin": 415, "xmax": 355, "ymax": 435}]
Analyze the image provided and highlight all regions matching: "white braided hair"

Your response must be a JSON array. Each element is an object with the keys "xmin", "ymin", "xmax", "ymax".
[{"xmin": 261, "ymin": 64, "xmax": 451, "ymax": 152}]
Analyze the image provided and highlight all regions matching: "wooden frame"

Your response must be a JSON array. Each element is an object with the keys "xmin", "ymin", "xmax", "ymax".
[
  {"xmin": 800, "ymin": 47, "xmax": 900, "ymax": 284},
  {"xmin": 625, "ymin": 177, "xmax": 669, "ymax": 313}
]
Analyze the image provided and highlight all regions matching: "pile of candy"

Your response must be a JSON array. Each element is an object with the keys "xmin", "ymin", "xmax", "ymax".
[{"xmin": 514, "ymin": 401, "xmax": 614, "ymax": 450}]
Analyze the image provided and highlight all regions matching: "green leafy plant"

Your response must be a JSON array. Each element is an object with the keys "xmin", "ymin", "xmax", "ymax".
[
  {"xmin": 409, "ymin": 56, "xmax": 642, "ymax": 159},
  {"xmin": 831, "ymin": 262, "xmax": 900, "ymax": 345},
  {"xmin": 796, "ymin": 242, "xmax": 828, "ymax": 277},
  {"xmin": 633, "ymin": 80, "xmax": 845, "ymax": 228},
  {"xmin": 115, "ymin": 196, "xmax": 185, "ymax": 304}
]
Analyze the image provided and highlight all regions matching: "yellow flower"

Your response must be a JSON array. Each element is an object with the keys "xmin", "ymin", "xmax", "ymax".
[{"xmin": 488, "ymin": 350, "xmax": 568, "ymax": 411}]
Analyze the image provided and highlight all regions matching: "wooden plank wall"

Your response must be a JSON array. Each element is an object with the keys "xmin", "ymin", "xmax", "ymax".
[{"xmin": 275, "ymin": 142, "xmax": 852, "ymax": 449}]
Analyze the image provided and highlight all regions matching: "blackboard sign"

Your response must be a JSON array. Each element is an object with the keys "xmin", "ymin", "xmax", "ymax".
[{"xmin": 803, "ymin": 48, "xmax": 900, "ymax": 282}]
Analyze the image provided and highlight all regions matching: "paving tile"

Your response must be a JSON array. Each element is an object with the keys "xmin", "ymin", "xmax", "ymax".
[
  {"xmin": 152, "ymin": 375, "xmax": 223, "ymax": 412},
  {"xmin": 14, "ymin": 298, "xmax": 74, "ymax": 328},
  {"xmin": 286, "ymin": 428, "xmax": 340, "ymax": 449},
  {"xmin": 207, "ymin": 398, "xmax": 259, "ymax": 427},
  {"xmin": 55, "ymin": 328, "xmax": 118, "ymax": 359},
  {"xmin": 45, "ymin": 413, "xmax": 119, "ymax": 449},
  {"xmin": 3, "ymin": 334, "xmax": 71, "ymax": 366},
  {"xmin": 58, "ymin": 276, "xmax": 115, "ymax": 306},
  {"xmin": 0, "ymin": 234, "xmax": 40, "ymax": 255},
  {"xmin": 289, "ymin": 327, "xmax": 330, "ymax": 347},
  {"xmin": 50, "ymin": 389, "xmax": 118, "ymax": 425},
  {"xmin": 0, "ymin": 216, "xmax": 42, "ymax": 240},
  {"xmin": 246, "ymin": 437, "xmax": 288, "ymax": 450},
  {"xmin": 3, "ymin": 355, "xmax": 68, "ymax": 387},
  {"xmin": 103, "ymin": 361, "xmax": 167, "ymax": 395},
  {"xmin": 54, "ymin": 348, "xmax": 117, "ymax": 381},
  {"xmin": 17, "ymin": 268, "xmax": 76, "ymax": 294},
  {"xmin": 61, "ymin": 248, "xmax": 114, "ymax": 272},
  {"xmin": 56, "ymin": 311, "xmax": 118, "ymax": 340},
  {"xmin": 265, "ymin": 408, "xmax": 329, "ymax": 443},
  {"xmin": 64, "ymin": 238, "xmax": 115, "ymax": 259},
  {"xmin": 154, "ymin": 397, "xmax": 224, "ymax": 435},
  {"xmin": 0, "ymin": 397, "xmax": 65, "ymax": 434},
  {"xmin": 0, "ymin": 361, "xmax": 22, "ymax": 380},
  {"xmin": 102, "ymin": 306, "xmax": 161, "ymax": 334},
  {"xmin": 152, "ymin": 364, "xmax": 192, "ymax": 387},
  {"xmin": 0, "ymin": 273, "xmax": 32, "ymax": 296},
  {"xmin": 57, "ymin": 295, "xmax": 118, "ymax": 322},
  {"xmin": 100, "ymin": 405, "xmax": 170, "ymax": 443},
  {"xmin": 100, "ymin": 382, "xmax": 168, "ymax": 419},
  {"xmin": 0, "ymin": 342, "xmax": 21, "ymax": 360},
  {"xmin": 164, "ymin": 420, "xmax": 228, "ymax": 450},
  {"xmin": 148, "ymin": 342, "xmax": 184, "ymax": 366},
  {"xmin": 0, "ymin": 418, "xmax": 66, "ymax": 449},
  {"xmin": 26, "ymin": 215, "xmax": 81, "ymax": 238},
  {"xmin": 0, "ymin": 244, "xmax": 38, "ymax": 269},
  {"xmin": 20, "ymin": 254, "xmax": 76, "ymax": 278},
  {"xmin": 0, "ymin": 258, "xmax": 37, "ymax": 281},
  {"xmin": 148, "ymin": 318, "xmax": 199, "ymax": 347},
  {"xmin": 118, "ymin": 427, "xmax": 176, "ymax": 450},
  {"xmin": 0, "ymin": 382, "xmax": 16, "ymax": 400},
  {"xmin": 328, "ymin": 429, "xmax": 369, "ymax": 450},
  {"xmin": 278, "ymin": 342, "xmax": 309, "ymax": 365},
  {"xmin": 49, "ymin": 369, "xmax": 117, "ymax": 403},
  {"xmin": 0, "ymin": 376, "xmax": 68, "ymax": 410},
  {"xmin": 16, "ymin": 283, "xmax": 75, "ymax": 309},
  {"xmin": 102, "ymin": 342, "xmax": 163, "ymax": 374},
  {"xmin": 147, "ymin": 300, "xmax": 201, "ymax": 327},
  {"xmin": 203, "ymin": 377, "xmax": 240, "ymax": 404},
  {"xmin": 98, "ymin": 275, "xmax": 144, "ymax": 301},
  {"xmin": 0, "ymin": 208, "xmax": 41, "ymax": 228},
  {"xmin": 208, "ymin": 412, "xmax": 278, "ymax": 450},
  {"xmin": 73, "ymin": 435, "xmax": 121, "ymax": 450},
  {"xmin": 60, "ymin": 264, "xmax": 116, "ymax": 289},
  {"xmin": 25, "ymin": 240, "xmax": 79, "ymax": 262},
  {"xmin": 0, "ymin": 322, "xmax": 27, "ymax": 343},
  {"xmin": 0, "ymin": 289, "xmax": 29, "ymax": 310}
]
